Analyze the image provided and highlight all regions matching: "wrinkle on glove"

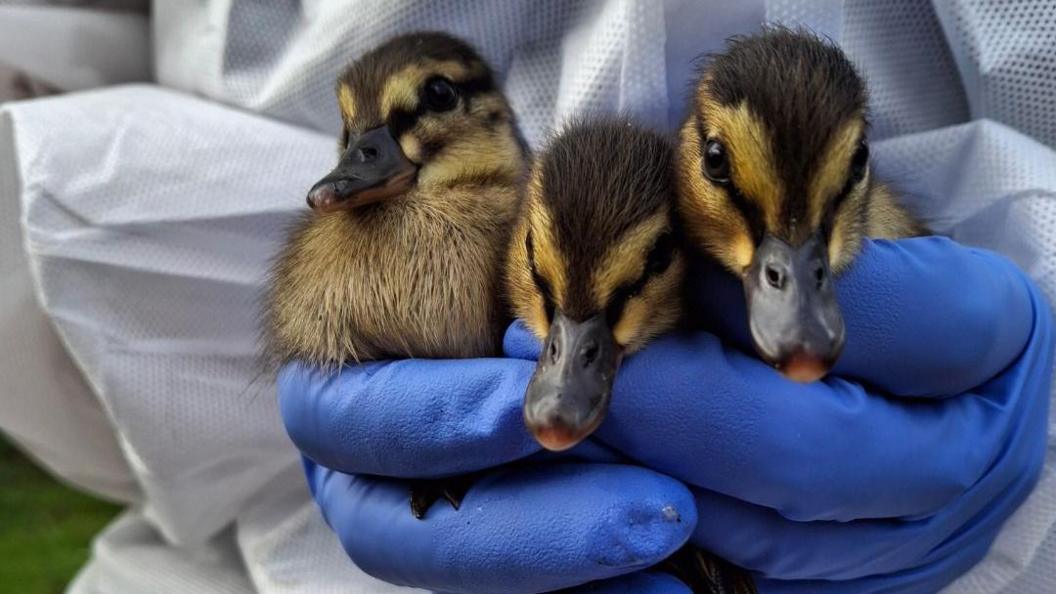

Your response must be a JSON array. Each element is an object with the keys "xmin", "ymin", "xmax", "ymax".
[{"xmin": 306, "ymin": 460, "xmax": 696, "ymax": 594}]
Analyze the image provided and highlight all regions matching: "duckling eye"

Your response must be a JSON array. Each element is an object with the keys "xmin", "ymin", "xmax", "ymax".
[
  {"xmin": 423, "ymin": 77, "xmax": 458, "ymax": 112},
  {"xmin": 850, "ymin": 140, "xmax": 869, "ymax": 184},
  {"xmin": 702, "ymin": 139, "xmax": 730, "ymax": 184}
]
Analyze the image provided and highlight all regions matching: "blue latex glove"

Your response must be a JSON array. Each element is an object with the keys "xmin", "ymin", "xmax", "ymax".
[
  {"xmin": 301, "ymin": 456, "xmax": 697, "ymax": 593},
  {"xmin": 279, "ymin": 237, "xmax": 1053, "ymax": 593}
]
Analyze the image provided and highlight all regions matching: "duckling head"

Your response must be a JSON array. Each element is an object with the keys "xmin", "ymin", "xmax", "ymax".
[
  {"xmin": 307, "ymin": 32, "xmax": 526, "ymax": 211},
  {"xmin": 508, "ymin": 119, "xmax": 685, "ymax": 451},
  {"xmin": 678, "ymin": 27, "xmax": 872, "ymax": 382}
]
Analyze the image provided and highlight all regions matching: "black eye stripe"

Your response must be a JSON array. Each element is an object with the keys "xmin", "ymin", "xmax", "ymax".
[
  {"xmin": 385, "ymin": 74, "xmax": 495, "ymax": 139},
  {"xmin": 453, "ymin": 74, "xmax": 495, "ymax": 99},
  {"xmin": 823, "ymin": 140, "xmax": 871, "ymax": 233},
  {"xmin": 387, "ymin": 109, "xmax": 419, "ymax": 141},
  {"xmin": 525, "ymin": 230, "xmax": 556, "ymax": 322},
  {"xmin": 605, "ymin": 231, "xmax": 677, "ymax": 325},
  {"xmin": 695, "ymin": 119, "xmax": 765, "ymax": 243},
  {"xmin": 726, "ymin": 185, "xmax": 765, "ymax": 244},
  {"xmin": 832, "ymin": 168, "xmax": 860, "ymax": 210},
  {"xmin": 645, "ymin": 230, "xmax": 676, "ymax": 276},
  {"xmin": 824, "ymin": 165, "xmax": 867, "ymax": 237}
]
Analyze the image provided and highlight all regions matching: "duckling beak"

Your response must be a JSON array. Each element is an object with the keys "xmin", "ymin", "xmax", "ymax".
[
  {"xmin": 524, "ymin": 312, "xmax": 621, "ymax": 452},
  {"xmin": 307, "ymin": 126, "xmax": 417, "ymax": 212},
  {"xmin": 744, "ymin": 233, "xmax": 845, "ymax": 383}
]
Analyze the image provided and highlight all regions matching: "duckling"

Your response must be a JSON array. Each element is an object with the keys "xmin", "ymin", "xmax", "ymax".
[
  {"xmin": 506, "ymin": 119, "xmax": 758, "ymax": 593},
  {"xmin": 506, "ymin": 117, "xmax": 685, "ymax": 452},
  {"xmin": 265, "ymin": 32, "xmax": 527, "ymax": 516},
  {"xmin": 676, "ymin": 27, "xmax": 927, "ymax": 382},
  {"xmin": 506, "ymin": 117, "xmax": 756, "ymax": 587}
]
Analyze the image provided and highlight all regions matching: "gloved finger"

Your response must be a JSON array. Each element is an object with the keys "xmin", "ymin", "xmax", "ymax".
[
  {"xmin": 697, "ymin": 237, "xmax": 1035, "ymax": 397},
  {"xmin": 686, "ymin": 333, "xmax": 1050, "ymax": 581},
  {"xmin": 689, "ymin": 446, "xmax": 1037, "ymax": 583},
  {"xmin": 308, "ymin": 461, "xmax": 697, "ymax": 594},
  {"xmin": 279, "ymin": 357, "xmax": 538, "ymax": 477},
  {"xmin": 751, "ymin": 526, "xmax": 996, "ymax": 594},
  {"xmin": 561, "ymin": 571, "xmax": 692, "ymax": 593},
  {"xmin": 598, "ymin": 273, "xmax": 1053, "ymax": 521}
]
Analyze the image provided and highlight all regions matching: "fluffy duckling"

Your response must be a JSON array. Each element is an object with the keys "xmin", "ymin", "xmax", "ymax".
[
  {"xmin": 506, "ymin": 118, "xmax": 685, "ymax": 452},
  {"xmin": 266, "ymin": 31, "xmax": 526, "ymax": 368},
  {"xmin": 677, "ymin": 28, "xmax": 927, "ymax": 382},
  {"xmin": 265, "ymin": 32, "xmax": 527, "ymax": 518},
  {"xmin": 507, "ymin": 118, "xmax": 755, "ymax": 593}
]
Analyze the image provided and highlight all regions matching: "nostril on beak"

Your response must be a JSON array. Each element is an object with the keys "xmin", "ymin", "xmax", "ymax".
[
  {"xmin": 333, "ymin": 178, "xmax": 356, "ymax": 196},
  {"xmin": 548, "ymin": 339, "xmax": 560, "ymax": 364},
  {"xmin": 580, "ymin": 340, "xmax": 599, "ymax": 367},
  {"xmin": 355, "ymin": 146, "xmax": 378, "ymax": 163},
  {"xmin": 814, "ymin": 265, "xmax": 825, "ymax": 289},
  {"xmin": 764, "ymin": 264, "xmax": 785, "ymax": 290}
]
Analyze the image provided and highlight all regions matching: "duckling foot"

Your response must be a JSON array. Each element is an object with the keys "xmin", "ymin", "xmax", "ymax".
[
  {"xmin": 408, "ymin": 473, "xmax": 480, "ymax": 520},
  {"xmin": 659, "ymin": 545, "xmax": 757, "ymax": 594}
]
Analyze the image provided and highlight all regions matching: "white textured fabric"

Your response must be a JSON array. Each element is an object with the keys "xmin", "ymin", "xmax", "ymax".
[
  {"xmin": 0, "ymin": 5, "xmax": 150, "ymax": 92},
  {"xmin": 1, "ymin": 1, "xmax": 1055, "ymax": 593},
  {"xmin": 3, "ymin": 84, "xmax": 417, "ymax": 593},
  {"xmin": 872, "ymin": 118, "xmax": 1056, "ymax": 594},
  {"xmin": 0, "ymin": 111, "xmax": 138, "ymax": 504},
  {"xmin": 934, "ymin": 0, "xmax": 1056, "ymax": 149},
  {"xmin": 9, "ymin": 86, "xmax": 318, "ymax": 547},
  {"xmin": 68, "ymin": 511, "xmax": 255, "ymax": 594},
  {"xmin": 0, "ymin": 4, "xmax": 150, "ymax": 504},
  {"xmin": 152, "ymin": 0, "xmax": 762, "ymax": 137}
]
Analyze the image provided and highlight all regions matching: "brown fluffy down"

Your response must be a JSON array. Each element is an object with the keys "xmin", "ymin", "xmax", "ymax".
[{"xmin": 266, "ymin": 183, "xmax": 520, "ymax": 368}]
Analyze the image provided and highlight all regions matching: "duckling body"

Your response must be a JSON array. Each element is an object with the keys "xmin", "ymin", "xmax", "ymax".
[
  {"xmin": 270, "ymin": 183, "xmax": 517, "ymax": 365},
  {"xmin": 862, "ymin": 183, "xmax": 925, "ymax": 240},
  {"xmin": 678, "ymin": 27, "xmax": 926, "ymax": 381},
  {"xmin": 266, "ymin": 31, "xmax": 526, "ymax": 369},
  {"xmin": 265, "ymin": 32, "xmax": 526, "ymax": 518}
]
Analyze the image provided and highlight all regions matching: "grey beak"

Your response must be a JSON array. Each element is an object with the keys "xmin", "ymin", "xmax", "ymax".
[
  {"xmin": 523, "ymin": 312, "xmax": 620, "ymax": 451},
  {"xmin": 307, "ymin": 125, "xmax": 417, "ymax": 212},
  {"xmin": 744, "ymin": 233, "xmax": 844, "ymax": 382}
]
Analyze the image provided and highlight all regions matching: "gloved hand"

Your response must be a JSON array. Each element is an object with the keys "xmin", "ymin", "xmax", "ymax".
[
  {"xmin": 279, "ymin": 237, "xmax": 1054, "ymax": 593},
  {"xmin": 300, "ymin": 456, "xmax": 698, "ymax": 594}
]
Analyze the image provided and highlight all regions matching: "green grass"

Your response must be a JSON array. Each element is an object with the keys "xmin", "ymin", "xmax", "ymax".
[{"xmin": 0, "ymin": 437, "xmax": 122, "ymax": 594}]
